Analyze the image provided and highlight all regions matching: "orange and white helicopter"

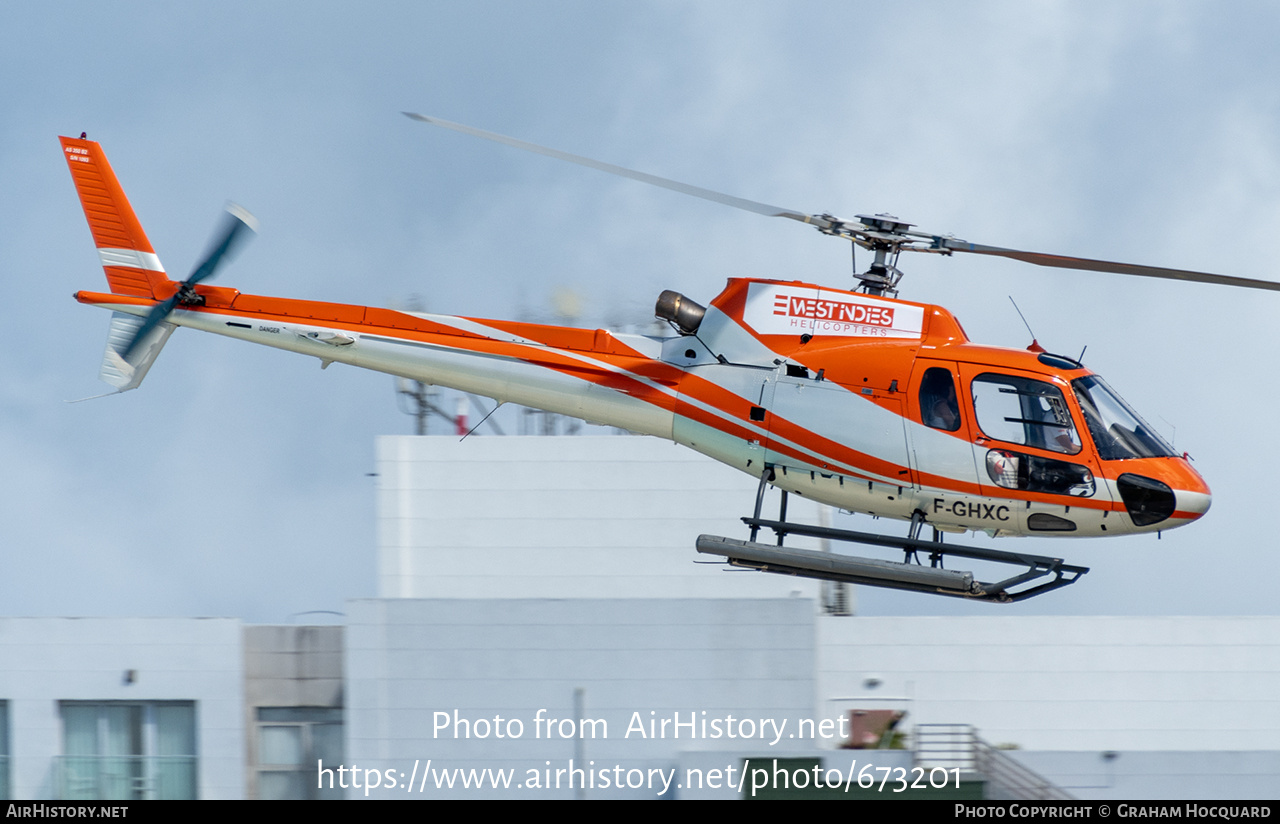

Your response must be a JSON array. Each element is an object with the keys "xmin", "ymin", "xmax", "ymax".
[{"xmin": 61, "ymin": 117, "xmax": 1280, "ymax": 602}]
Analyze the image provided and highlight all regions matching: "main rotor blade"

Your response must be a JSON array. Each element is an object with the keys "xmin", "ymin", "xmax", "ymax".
[
  {"xmin": 404, "ymin": 113, "xmax": 1280, "ymax": 294},
  {"xmin": 940, "ymin": 239, "xmax": 1280, "ymax": 292},
  {"xmin": 187, "ymin": 203, "xmax": 259, "ymax": 286},
  {"xmin": 404, "ymin": 112, "xmax": 832, "ymax": 230}
]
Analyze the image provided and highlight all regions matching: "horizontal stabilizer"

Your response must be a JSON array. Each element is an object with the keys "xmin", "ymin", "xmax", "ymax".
[{"xmin": 99, "ymin": 311, "xmax": 175, "ymax": 392}]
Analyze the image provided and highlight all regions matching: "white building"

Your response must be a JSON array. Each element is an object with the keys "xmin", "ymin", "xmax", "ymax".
[
  {"xmin": 374, "ymin": 434, "xmax": 830, "ymax": 600},
  {"xmin": 0, "ymin": 618, "xmax": 242, "ymax": 800},
  {"xmin": 345, "ymin": 436, "xmax": 1280, "ymax": 799},
  {"xmin": 2, "ymin": 435, "xmax": 1277, "ymax": 800}
]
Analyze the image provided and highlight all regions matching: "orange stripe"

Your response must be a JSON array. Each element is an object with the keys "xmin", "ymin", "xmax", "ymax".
[{"xmin": 69, "ymin": 289, "xmax": 1170, "ymax": 516}]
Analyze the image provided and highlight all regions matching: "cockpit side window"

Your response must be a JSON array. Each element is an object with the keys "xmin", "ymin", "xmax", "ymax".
[
  {"xmin": 971, "ymin": 373, "xmax": 1081, "ymax": 455},
  {"xmin": 919, "ymin": 367, "xmax": 961, "ymax": 432}
]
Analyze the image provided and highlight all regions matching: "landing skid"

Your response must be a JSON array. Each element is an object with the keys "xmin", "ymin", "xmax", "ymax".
[{"xmin": 696, "ymin": 469, "xmax": 1088, "ymax": 603}]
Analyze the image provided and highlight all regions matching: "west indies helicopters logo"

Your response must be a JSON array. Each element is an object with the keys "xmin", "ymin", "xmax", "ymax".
[
  {"xmin": 745, "ymin": 283, "xmax": 924, "ymax": 339},
  {"xmin": 772, "ymin": 293, "xmax": 894, "ymax": 326}
]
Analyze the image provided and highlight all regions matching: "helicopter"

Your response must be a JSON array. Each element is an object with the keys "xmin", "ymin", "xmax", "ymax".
[{"xmin": 60, "ymin": 117, "xmax": 1280, "ymax": 603}]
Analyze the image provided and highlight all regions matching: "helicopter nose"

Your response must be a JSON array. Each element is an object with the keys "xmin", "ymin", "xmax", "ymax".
[
  {"xmin": 1173, "ymin": 484, "xmax": 1211, "ymax": 522},
  {"xmin": 1114, "ymin": 459, "xmax": 1210, "ymax": 530},
  {"xmin": 1169, "ymin": 459, "xmax": 1212, "ymax": 522}
]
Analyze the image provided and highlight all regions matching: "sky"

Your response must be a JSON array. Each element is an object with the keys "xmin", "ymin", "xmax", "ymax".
[{"xmin": 3, "ymin": 1, "xmax": 1280, "ymax": 621}]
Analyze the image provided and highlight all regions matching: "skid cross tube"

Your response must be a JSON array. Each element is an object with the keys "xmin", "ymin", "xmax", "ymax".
[
  {"xmin": 748, "ymin": 466, "xmax": 777, "ymax": 543},
  {"xmin": 701, "ymin": 516, "xmax": 1089, "ymax": 603}
]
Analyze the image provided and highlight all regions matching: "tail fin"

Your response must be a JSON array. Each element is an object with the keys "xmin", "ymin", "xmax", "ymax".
[
  {"xmin": 67, "ymin": 311, "xmax": 177, "ymax": 401},
  {"xmin": 60, "ymin": 135, "xmax": 169, "ymax": 297},
  {"xmin": 102, "ymin": 311, "xmax": 176, "ymax": 391}
]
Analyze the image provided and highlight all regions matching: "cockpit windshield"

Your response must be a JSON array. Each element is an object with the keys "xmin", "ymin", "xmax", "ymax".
[{"xmin": 1071, "ymin": 375, "xmax": 1177, "ymax": 460}]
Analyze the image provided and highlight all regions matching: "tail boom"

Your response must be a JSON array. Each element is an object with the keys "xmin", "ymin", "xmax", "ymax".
[{"xmin": 74, "ymin": 288, "xmax": 680, "ymax": 437}]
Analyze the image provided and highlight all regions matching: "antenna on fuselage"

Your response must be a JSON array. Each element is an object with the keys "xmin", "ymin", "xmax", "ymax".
[{"xmin": 1008, "ymin": 296, "xmax": 1041, "ymax": 350}]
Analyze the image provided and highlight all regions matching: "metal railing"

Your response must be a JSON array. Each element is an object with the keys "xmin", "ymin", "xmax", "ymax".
[
  {"xmin": 55, "ymin": 756, "xmax": 196, "ymax": 801},
  {"xmin": 914, "ymin": 724, "xmax": 1073, "ymax": 801},
  {"xmin": 915, "ymin": 723, "xmax": 978, "ymax": 770}
]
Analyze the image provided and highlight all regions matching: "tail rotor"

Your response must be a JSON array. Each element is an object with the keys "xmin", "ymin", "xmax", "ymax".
[{"xmin": 118, "ymin": 203, "xmax": 257, "ymax": 361}]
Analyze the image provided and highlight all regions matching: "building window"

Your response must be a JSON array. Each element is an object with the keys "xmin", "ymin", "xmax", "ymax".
[
  {"xmin": 57, "ymin": 702, "xmax": 196, "ymax": 800},
  {"xmin": 256, "ymin": 707, "xmax": 343, "ymax": 800}
]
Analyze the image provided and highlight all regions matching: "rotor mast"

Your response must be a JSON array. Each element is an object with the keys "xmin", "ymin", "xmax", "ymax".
[{"xmin": 851, "ymin": 214, "xmax": 910, "ymax": 296}]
